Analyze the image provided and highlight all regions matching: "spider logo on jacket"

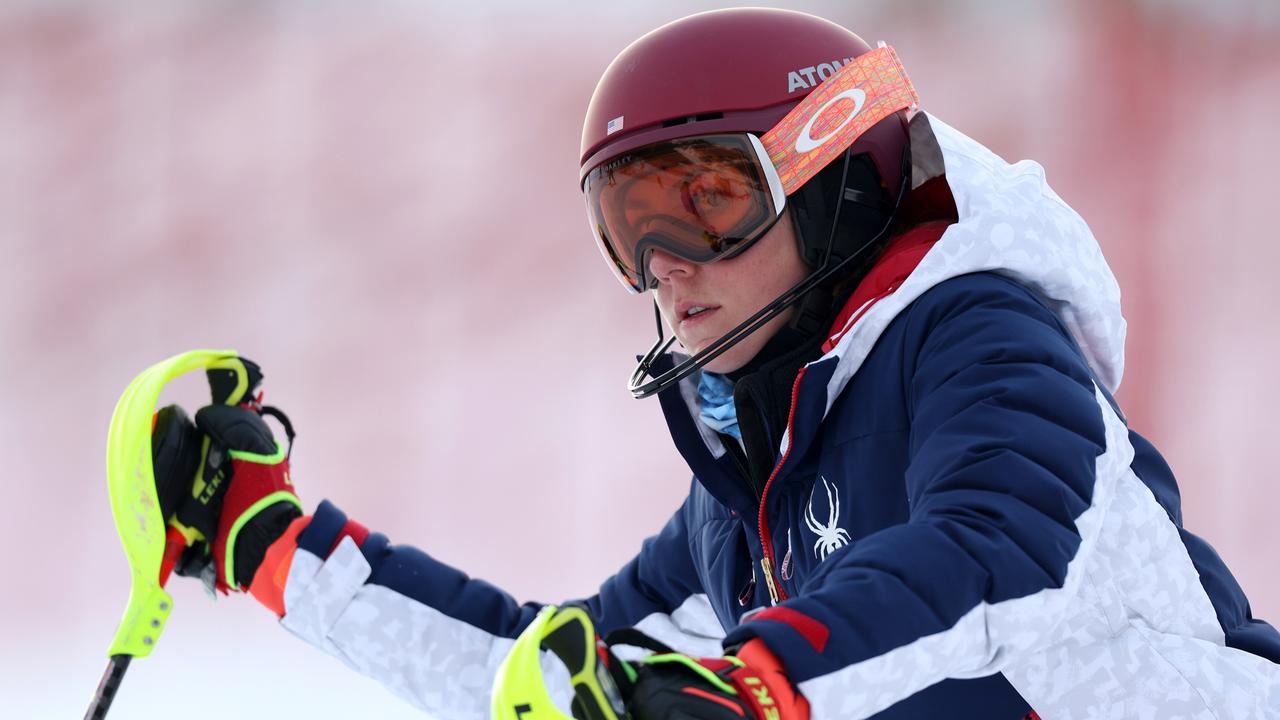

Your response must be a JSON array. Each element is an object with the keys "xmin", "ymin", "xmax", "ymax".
[{"xmin": 804, "ymin": 475, "xmax": 851, "ymax": 561}]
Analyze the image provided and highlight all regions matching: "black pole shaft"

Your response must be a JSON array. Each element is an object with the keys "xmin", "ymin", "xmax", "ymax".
[{"xmin": 84, "ymin": 654, "xmax": 131, "ymax": 720}]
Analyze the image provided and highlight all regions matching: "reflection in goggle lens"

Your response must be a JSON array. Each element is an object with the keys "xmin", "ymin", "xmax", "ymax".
[{"xmin": 587, "ymin": 135, "xmax": 778, "ymax": 291}]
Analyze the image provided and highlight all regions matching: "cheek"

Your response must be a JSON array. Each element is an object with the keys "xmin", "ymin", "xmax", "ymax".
[
  {"xmin": 768, "ymin": 241, "xmax": 809, "ymax": 293},
  {"xmin": 734, "ymin": 247, "xmax": 806, "ymax": 310},
  {"xmin": 651, "ymin": 288, "xmax": 677, "ymax": 327}
]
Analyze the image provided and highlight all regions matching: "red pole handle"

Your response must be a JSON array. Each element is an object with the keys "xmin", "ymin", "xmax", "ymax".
[{"xmin": 157, "ymin": 525, "xmax": 187, "ymax": 587}]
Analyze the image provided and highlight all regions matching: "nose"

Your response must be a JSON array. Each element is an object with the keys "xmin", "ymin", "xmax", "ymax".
[{"xmin": 647, "ymin": 248, "xmax": 695, "ymax": 285}]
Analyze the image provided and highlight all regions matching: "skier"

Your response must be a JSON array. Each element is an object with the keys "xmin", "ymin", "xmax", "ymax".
[{"xmin": 159, "ymin": 8, "xmax": 1280, "ymax": 719}]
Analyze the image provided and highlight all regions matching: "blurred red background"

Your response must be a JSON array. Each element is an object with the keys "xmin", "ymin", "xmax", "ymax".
[{"xmin": 2, "ymin": 1, "xmax": 1276, "ymax": 717}]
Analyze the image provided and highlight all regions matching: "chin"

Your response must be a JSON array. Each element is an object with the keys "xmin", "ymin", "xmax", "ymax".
[
  {"xmin": 698, "ymin": 342, "xmax": 757, "ymax": 375},
  {"xmin": 690, "ymin": 316, "xmax": 789, "ymax": 375}
]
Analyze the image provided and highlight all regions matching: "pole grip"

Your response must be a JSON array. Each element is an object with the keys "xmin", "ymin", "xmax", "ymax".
[{"xmin": 157, "ymin": 526, "xmax": 187, "ymax": 587}]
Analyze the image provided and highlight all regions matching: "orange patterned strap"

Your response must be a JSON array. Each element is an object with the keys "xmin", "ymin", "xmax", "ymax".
[{"xmin": 761, "ymin": 45, "xmax": 918, "ymax": 195}]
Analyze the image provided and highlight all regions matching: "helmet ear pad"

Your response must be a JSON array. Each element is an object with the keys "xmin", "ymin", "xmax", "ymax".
[
  {"xmin": 777, "ymin": 120, "xmax": 911, "ymax": 340},
  {"xmin": 788, "ymin": 122, "xmax": 911, "ymax": 273}
]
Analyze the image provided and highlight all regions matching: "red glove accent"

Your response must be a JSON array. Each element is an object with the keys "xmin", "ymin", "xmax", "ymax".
[
  {"xmin": 727, "ymin": 639, "xmax": 810, "ymax": 720},
  {"xmin": 249, "ymin": 515, "xmax": 310, "ymax": 617}
]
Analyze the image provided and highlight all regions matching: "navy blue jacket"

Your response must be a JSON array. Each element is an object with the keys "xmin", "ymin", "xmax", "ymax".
[{"xmin": 273, "ymin": 115, "xmax": 1280, "ymax": 719}]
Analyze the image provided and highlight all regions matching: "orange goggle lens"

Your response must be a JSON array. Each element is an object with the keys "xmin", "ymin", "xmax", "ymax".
[{"xmin": 584, "ymin": 134, "xmax": 785, "ymax": 292}]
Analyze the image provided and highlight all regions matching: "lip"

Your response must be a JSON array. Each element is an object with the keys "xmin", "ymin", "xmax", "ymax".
[
  {"xmin": 675, "ymin": 299, "xmax": 718, "ymax": 317},
  {"xmin": 674, "ymin": 300, "xmax": 721, "ymax": 328},
  {"xmin": 679, "ymin": 306, "xmax": 719, "ymax": 330}
]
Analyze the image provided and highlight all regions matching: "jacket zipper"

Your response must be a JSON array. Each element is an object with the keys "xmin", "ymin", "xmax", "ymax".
[{"xmin": 756, "ymin": 366, "xmax": 807, "ymax": 605}]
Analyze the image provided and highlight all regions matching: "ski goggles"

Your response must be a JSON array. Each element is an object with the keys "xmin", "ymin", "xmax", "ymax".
[{"xmin": 583, "ymin": 44, "xmax": 919, "ymax": 293}]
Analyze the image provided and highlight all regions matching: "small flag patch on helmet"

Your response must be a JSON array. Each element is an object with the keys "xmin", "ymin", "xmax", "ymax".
[{"xmin": 606, "ymin": 116, "xmax": 624, "ymax": 135}]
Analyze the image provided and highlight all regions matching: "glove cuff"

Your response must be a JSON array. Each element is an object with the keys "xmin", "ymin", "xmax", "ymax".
[
  {"xmin": 212, "ymin": 440, "xmax": 301, "ymax": 592},
  {"xmin": 249, "ymin": 514, "xmax": 311, "ymax": 617}
]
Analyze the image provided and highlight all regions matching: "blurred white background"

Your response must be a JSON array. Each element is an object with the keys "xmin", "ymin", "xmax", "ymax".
[{"xmin": 2, "ymin": 0, "xmax": 1278, "ymax": 717}]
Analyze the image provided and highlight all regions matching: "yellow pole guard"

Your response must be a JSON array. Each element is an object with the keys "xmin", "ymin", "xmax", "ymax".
[
  {"xmin": 105, "ymin": 349, "xmax": 239, "ymax": 658},
  {"xmin": 491, "ymin": 605, "xmax": 623, "ymax": 720}
]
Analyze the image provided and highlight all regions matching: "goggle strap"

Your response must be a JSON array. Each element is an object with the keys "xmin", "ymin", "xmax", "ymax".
[{"xmin": 761, "ymin": 45, "xmax": 918, "ymax": 195}]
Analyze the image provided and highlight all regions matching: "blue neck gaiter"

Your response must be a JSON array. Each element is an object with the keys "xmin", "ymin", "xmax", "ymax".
[{"xmin": 697, "ymin": 371, "xmax": 741, "ymax": 440}]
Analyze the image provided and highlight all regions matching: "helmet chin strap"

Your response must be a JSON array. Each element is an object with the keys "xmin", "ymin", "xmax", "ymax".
[{"xmin": 628, "ymin": 143, "xmax": 910, "ymax": 399}]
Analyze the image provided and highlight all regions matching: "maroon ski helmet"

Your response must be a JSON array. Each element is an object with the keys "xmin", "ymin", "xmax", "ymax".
[
  {"xmin": 581, "ymin": 8, "xmax": 914, "ymax": 398},
  {"xmin": 580, "ymin": 7, "xmax": 908, "ymax": 201}
]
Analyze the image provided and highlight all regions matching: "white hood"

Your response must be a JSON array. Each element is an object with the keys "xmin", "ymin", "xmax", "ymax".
[{"xmin": 819, "ymin": 112, "xmax": 1127, "ymax": 415}]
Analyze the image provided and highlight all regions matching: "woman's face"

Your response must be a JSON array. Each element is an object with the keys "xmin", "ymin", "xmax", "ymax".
[{"xmin": 650, "ymin": 212, "xmax": 809, "ymax": 374}]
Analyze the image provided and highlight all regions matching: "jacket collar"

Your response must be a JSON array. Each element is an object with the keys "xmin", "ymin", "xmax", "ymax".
[{"xmin": 653, "ymin": 221, "xmax": 949, "ymax": 511}]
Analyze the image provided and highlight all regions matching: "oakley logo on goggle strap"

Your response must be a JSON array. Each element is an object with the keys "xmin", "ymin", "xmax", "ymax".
[
  {"xmin": 795, "ymin": 88, "xmax": 866, "ymax": 153},
  {"xmin": 763, "ymin": 45, "xmax": 918, "ymax": 195}
]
